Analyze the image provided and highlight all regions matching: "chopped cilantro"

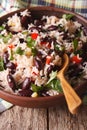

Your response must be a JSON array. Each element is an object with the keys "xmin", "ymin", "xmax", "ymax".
[
  {"xmin": 31, "ymin": 84, "xmax": 44, "ymax": 92},
  {"xmin": 0, "ymin": 57, "xmax": 4, "ymax": 71},
  {"xmin": 3, "ymin": 33, "xmax": 12, "ymax": 43},
  {"xmin": 0, "ymin": 26, "xmax": 5, "ymax": 31},
  {"xmin": 63, "ymin": 14, "xmax": 74, "ymax": 20},
  {"xmin": 26, "ymin": 36, "xmax": 35, "ymax": 48},
  {"xmin": 73, "ymin": 39, "xmax": 78, "ymax": 52},
  {"xmin": 16, "ymin": 47, "xmax": 24, "ymax": 55}
]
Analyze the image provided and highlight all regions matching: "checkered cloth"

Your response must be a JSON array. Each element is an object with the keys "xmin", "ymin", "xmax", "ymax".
[
  {"xmin": 0, "ymin": 0, "xmax": 87, "ymax": 18},
  {"xmin": 0, "ymin": 0, "xmax": 87, "ymax": 113},
  {"xmin": 0, "ymin": 99, "xmax": 13, "ymax": 113}
]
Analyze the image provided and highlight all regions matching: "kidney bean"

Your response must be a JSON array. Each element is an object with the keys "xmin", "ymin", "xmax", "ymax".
[
  {"xmin": 22, "ymin": 77, "xmax": 31, "ymax": 90},
  {"xmin": 34, "ymin": 56, "xmax": 45, "ymax": 70},
  {"xmin": 6, "ymin": 62, "xmax": 16, "ymax": 69},
  {"xmin": 19, "ymin": 38, "xmax": 24, "ymax": 43},
  {"xmin": 47, "ymin": 25, "xmax": 58, "ymax": 31},
  {"xmin": 3, "ymin": 51, "xmax": 9, "ymax": 64},
  {"xmin": 21, "ymin": 16, "xmax": 32, "ymax": 29},
  {"xmin": 34, "ymin": 57, "xmax": 41, "ymax": 70},
  {"xmin": 18, "ymin": 89, "xmax": 33, "ymax": 97},
  {"xmin": 35, "ymin": 19, "xmax": 46, "ymax": 26},
  {"xmin": 47, "ymin": 65, "xmax": 54, "ymax": 76},
  {"xmin": 7, "ymin": 74, "xmax": 16, "ymax": 91},
  {"xmin": 6, "ymin": 62, "xmax": 16, "ymax": 74},
  {"xmin": 29, "ymin": 26, "xmax": 41, "ymax": 32}
]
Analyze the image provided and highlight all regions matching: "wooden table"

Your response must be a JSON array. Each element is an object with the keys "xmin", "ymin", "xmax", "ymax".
[{"xmin": 0, "ymin": 104, "xmax": 87, "ymax": 130}]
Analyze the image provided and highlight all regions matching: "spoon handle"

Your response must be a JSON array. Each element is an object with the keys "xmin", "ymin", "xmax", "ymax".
[{"xmin": 57, "ymin": 74, "xmax": 82, "ymax": 114}]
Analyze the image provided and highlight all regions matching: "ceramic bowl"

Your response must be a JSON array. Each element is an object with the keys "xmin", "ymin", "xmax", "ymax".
[{"xmin": 0, "ymin": 7, "xmax": 87, "ymax": 108}]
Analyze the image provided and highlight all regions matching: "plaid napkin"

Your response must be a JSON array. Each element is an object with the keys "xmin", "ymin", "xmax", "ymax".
[{"xmin": 0, "ymin": 99, "xmax": 13, "ymax": 113}]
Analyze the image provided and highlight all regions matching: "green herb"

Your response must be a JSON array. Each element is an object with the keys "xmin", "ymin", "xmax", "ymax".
[
  {"xmin": 57, "ymin": 24, "xmax": 65, "ymax": 31},
  {"xmin": 47, "ymin": 78, "xmax": 63, "ymax": 93},
  {"xmin": 46, "ymin": 71, "xmax": 62, "ymax": 93},
  {"xmin": 47, "ymin": 71, "xmax": 57, "ymax": 84},
  {"xmin": 31, "ymin": 84, "xmax": 44, "ymax": 92},
  {"xmin": 31, "ymin": 70, "xmax": 63, "ymax": 93},
  {"xmin": 31, "ymin": 47, "xmax": 37, "ymax": 56},
  {"xmin": 10, "ymin": 49, "xmax": 14, "ymax": 60},
  {"xmin": 0, "ymin": 35, "xmax": 3, "ymax": 39},
  {"xmin": 54, "ymin": 44, "xmax": 59, "ymax": 51},
  {"xmin": 0, "ymin": 26, "xmax": 5, "ymax": 31},
  {"xmin": 16, "ymin": 47, "xmax": 24, "ymax": 55},
  {"xmin": 26, "ymin": 36, "xmax": 35, "ymax": 48},
  {"xmin": 3, "ymin": 33, "xmax": 12, "ymax": 43},
  {"xmin": 22, "ymin": 31, "xmax": 28, "ymax": 35},
  {"xmin": 63, "ymin": 14, "xmax": 74, "ymax": 20},
  {"xmin": 76, "ymin": 29, "xmax": 82, "ymax": 37},
  {"xmin": 0, "ymin": 57, "xmax": 4, "ymax": 71},
  {"xmin": 55, "ymin": 44, "xmax": 65, "ymax": 52},
  {"xmin": 26, "ymin": 36, "xmax": 37, "ymax": 56},
  {"xmin": 74, "ymin": 49, "xmax": 83, "ymax": 55},
  {"xmin": 73, "ymin": 39, "xmax": 78, "ymax": 51}
]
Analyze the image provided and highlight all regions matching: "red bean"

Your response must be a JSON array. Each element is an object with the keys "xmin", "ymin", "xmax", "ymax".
[
  {"xmin": 19, "ymin": 38, "xmax": 24, "ymax": 43},
  {"xmin": 21, "ymin": 16, "xmax": 32, "ymax": 29},
  {"xmin": 47, "ymin": 25, "xmax": 58, "ymax": 31},
  {"xmin": 6, "ymin": 62, "xmax": 16, "ymax": 69},
  {"xmin": 18, "ymin": 89, "xmax": 33, "ymax": 97},
  {"xmin": 7, "ymin": 74, "xmax": 16, "ymax": 91},
  {"xmin": 3, "ymin": 51, "xmax": 9, "ymax": 64},
  {"xmin": 34, "ymin": 56, "xmax": 45, "ymax": 70},
  {"xmin": 6, "ymin": 62, "xmax": 16, "ymax": 74},
  {"xmin": 22, "ymin": 77, "xmax": 31, "ymax": 90}
]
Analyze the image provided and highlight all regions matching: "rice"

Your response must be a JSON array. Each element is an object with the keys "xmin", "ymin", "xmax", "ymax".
[{"xmin": 0, "ymin": 9, "xmax": 87, "ymax": 97}]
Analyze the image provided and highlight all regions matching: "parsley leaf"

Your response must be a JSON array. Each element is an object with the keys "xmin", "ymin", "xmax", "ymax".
[
  {"xmin": 0, "ymin": 26, "xmax": 5, "ymax": 31},
  {"xmin": 0, "ymin": 57, "xmax": 4, "ymax": 71},
  {"xmin": 16, "ymin": 47, "xmax": 24, "ymax": 55},
  {"xmin": 46, "ymin": 78, "xmax": 63, "ymax": 93},
  {"xmin": 73, "ymin": 39, "xmax": 78, "ymax": 52},
  {"xmin": 47, "ymin": 71, "xmax": 57, "ymax": 84},
  {"xmin": 26, "ymin": 36, "xmax": 35, "ymax": 48},
  {"xmin": 31, "ymin": 84, "xmax": 44, "ymax": 92},
  {"xmin": 63, "ymin": 14, "xmax": 74, "ymax": 20}
]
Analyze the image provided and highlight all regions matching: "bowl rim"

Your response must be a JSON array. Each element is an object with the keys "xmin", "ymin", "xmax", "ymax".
[{"xmin": 0, "ymin": 6, "xmax": 87, "ymax": 107}]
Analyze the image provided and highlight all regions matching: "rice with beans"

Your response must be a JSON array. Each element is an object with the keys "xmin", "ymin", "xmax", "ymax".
[{"xmin": 0, "ymin": 9, "xmax": 87, "ymax": 97}]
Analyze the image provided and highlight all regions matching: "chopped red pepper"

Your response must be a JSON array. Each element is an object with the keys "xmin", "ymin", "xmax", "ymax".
[
  {"xmin": 40, "ymin": 42, "xmax": 51, "ymax": 48},
  {"xmin": 15, "ymin": 62, "xmax": 18, "ymax": 67},
  {"xmin": 71, "ymin": 55, "xmax": 82, "ymax": 64},
  {"xmin": 46, "ymin": 56, "xmax": 52, "ymax": 64},
  {"xmin": 46, "ymin": 43, "xmax": 51, "ymax": 48},
  {"xmin": 31, "ymin": 33, "xmax": 38, "ymax": 40},
  {"xmin": 40, "ymin": 41, "xmax": 47, "ymax": 45},
  {"xmin": 8, "ymin": 44, "xmax": 15, "ymax": 49},
  {"xmin": 32, "ymin": 71, "xmax": 39, "ymax": 76}
]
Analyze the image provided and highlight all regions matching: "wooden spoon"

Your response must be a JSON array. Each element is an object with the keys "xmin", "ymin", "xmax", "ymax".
[{"xmin": 57, "ymin": 54, "xmax": 82, "ymax": 114}]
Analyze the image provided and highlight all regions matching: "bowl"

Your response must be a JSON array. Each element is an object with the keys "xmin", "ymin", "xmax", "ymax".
[{"xmin": 0, "ymin": 6, "xmax": 87, "ymax": 108}]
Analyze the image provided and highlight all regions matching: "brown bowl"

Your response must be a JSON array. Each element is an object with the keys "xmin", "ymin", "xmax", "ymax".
[{"xmin": 0, "ymin": 7, "xmax": 87, "ymax": 108}]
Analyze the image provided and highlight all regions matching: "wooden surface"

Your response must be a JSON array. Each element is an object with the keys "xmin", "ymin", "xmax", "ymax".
[{"xmin": 0, "ymin": 105, "xmax": 87, "ymax": 130}]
